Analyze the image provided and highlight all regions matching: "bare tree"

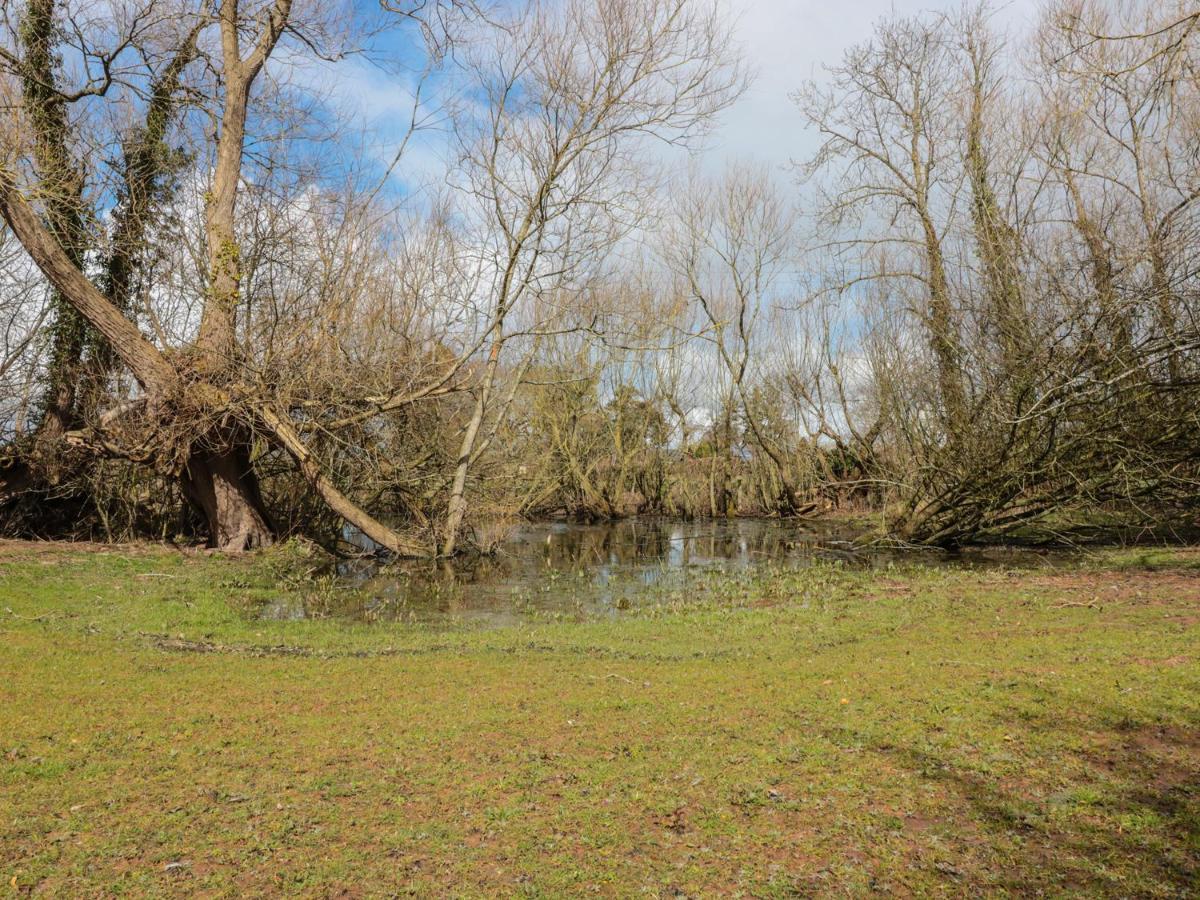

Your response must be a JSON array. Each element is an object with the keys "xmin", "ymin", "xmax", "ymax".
[
  {"xmin": 798, "ymin": 14, "xmax": 969, "ymax": 431},
  {"xmin": 666, "ymin": 164, "xmax": 811, "ymax": 515},
  {"xmin": 437, "ymin": 0, "xmax": 742, "ymax": 554}
]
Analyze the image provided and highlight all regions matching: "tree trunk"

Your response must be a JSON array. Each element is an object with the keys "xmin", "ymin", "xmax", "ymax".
[
  {"xmin": 181, "ymin": 438, "xmax": 274, "ymax": 551},
  {"xmin": 19, "ymin": 0, "xmax": 92, "ymax": 438},
  {"xmin": 1063, "ymin": 169, "xmax": 1132, "ymax": 364},
  {"xmin": 964, "ymin": 31, "xmax": 1031, "ymax": 382},
  {"xmin": 178, "ymin": 0, "xmax": 291, "ymax": 547},
  {"xmin": 921, "ymin": 216, "xmax": 968, "ymax": 430},
  {"xmin": 735, "ymin": 383, "xmax": 806, "ymax": 516},
  {"xmin": 442, "ymin": 361, "xmax": 495, "ymax": 556},
  {"xmin": 194, "ymin": 0, "xmax": 292, "ymax": 369}
]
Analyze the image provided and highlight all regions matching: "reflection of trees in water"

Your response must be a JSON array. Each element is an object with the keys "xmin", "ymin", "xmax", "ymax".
[
  {"xmin": 345, "ymin": 518, "xmax": 864, "ymax": 618},
  {"xmin": 536, "ymin": 519, "xmax": 819, "ymax": 569},
  {"xmin": 313, "ymin": 519, "xmax": 1070, "ymax": 623}
]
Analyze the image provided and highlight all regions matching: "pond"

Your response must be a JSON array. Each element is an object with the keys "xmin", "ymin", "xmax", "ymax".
[{"xmin": 261, "ymin": 517, "xmax": 1077, "ymax": 626}]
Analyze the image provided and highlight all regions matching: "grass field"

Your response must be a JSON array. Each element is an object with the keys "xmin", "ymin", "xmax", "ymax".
[{"xmin": 2, "ymin": 540, "xmax": 1199, "ymax": 897}]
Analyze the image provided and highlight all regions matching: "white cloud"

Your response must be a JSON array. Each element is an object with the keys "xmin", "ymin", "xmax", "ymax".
[
  {"xmin": 269, "ymin": 45, "xmax": 453, "ymax": 192},
  {"xmin": 704, "ymin": 0, "xmax": 1045, "ymax": 174}
]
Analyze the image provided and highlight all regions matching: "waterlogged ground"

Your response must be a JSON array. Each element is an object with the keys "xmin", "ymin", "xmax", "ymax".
[
  {"xmin": 1, "ymin": 539, "xmax": 1198, "ymax": 896},
  {"xmin": 311, "ymin": 518, "xmax": 1075, "ymax": 626}
]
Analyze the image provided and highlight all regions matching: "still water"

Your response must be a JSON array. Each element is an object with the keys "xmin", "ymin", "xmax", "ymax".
[{"xmin": 262, "ymin": 517, "xmax": 1070, "ymax": 626}]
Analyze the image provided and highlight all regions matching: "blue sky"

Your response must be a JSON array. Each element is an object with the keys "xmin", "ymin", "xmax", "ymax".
[{"xmin": 291, "ymin": 0, "xmax": 1046, "ymax": 193}]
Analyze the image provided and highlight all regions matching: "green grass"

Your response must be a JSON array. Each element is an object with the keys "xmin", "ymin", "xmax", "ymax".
[{"xmin": 1, "ymin": 541, "xmax": 1198, "ymax": 896}]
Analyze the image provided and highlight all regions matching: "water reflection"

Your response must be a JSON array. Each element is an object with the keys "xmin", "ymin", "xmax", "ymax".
[{"xmin": 267, "ymin": 517, "xmax": 1065, "ymax": 626}]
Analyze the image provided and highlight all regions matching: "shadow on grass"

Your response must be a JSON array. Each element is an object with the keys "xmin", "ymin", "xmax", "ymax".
[
  {"xmin": 829, "ymin": 700, "xmax": 1200, "ymax": 895},
  {"xmin": 806, "ymin": 691, "xmax": 1200, "ymax": 897}
]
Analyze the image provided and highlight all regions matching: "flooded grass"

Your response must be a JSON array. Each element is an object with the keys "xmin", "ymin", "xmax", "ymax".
[
  {"xmin": 298, "ymin": 518, "xmax": 1083, "ymax": 626},
  {"xmin": 1, "ymin": 538, "xmax": 1198, "ymax": 896}
]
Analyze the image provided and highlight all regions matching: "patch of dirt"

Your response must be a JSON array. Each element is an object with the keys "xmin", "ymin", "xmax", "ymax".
[
  {"xmin": 0, "ymin": 538, "xmax": 196, "ymax": 561},
  {"xmin": 1022, "ymin": 571, "xmax": 1200, "ymax": 604},
  {"xmin": 650, "ymin": 805, "xmax": 689, "ymax": 834},
  {"xmin": 1131, "ymin": 655, "xmax": 1192, "ymax": 668}
]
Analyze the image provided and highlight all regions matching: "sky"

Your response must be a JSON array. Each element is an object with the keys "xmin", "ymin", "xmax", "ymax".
[
  {"xmin": 308, "ymin": 0, "xmax": 1048, "ymax": 192},
  {"xmin": 707, "ymin": 0, "xmax": 1045, "ymax": 173}
]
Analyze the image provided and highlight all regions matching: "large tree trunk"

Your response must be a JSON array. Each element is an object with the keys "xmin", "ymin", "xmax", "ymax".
[
  {"xmin": 182, "ymin": 438, "xmax": 274, "ymax": 551},
  {"xmin": 171, "ymin": 1, "xmax": 293, "ymax": 547},
  {"xmin": 921, "ymin": 215, "xmax": 968, "ymax": 431},
  {"xmin": 964, "ymin": 30, "xmax": 1031, "ymax": 385},
  {"xmin": 18, "ymin": 0, "xmax": 92, "ymax": 440}
]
